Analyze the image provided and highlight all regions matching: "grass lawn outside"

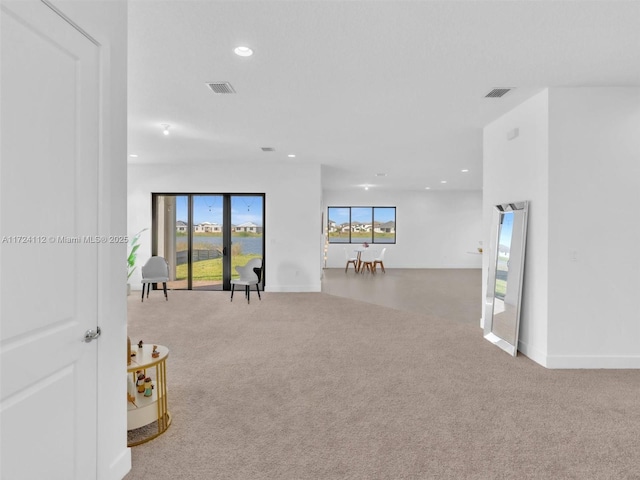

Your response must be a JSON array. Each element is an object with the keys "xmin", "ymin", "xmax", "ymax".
[
  {"xmin": 328, "ymin": 232, "xmax": 395, "ymax": 242},
  {"xmin": 175, "ymin": 253, "xmax": 261, "ymax": 281}
]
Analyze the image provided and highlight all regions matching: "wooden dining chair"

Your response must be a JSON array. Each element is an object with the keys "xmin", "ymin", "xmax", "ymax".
[
  {"xmin": 373, "ymin": 247, "xmax": 386, "ymax": 273},
  {"xmin": 344, "ymin": 247, "xmax": 358, "ymax": 272},
  {"xmin": 359, "ymin": 248, "xmax": 375, "ymax": 274}
]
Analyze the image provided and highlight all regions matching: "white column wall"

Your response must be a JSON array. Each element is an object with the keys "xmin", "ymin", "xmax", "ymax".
[
  {"xmin": 484, "ymin": 87, "xmax": 640, "ymax": 368},
  {"xmin": 128, "ymin": 161, "xmax": 323, "ymax": 292},
  {"xmin": 547, "ymin": 87, "xmax": 640, "ymax": 368},
  {"xmin": 483, "ymin": 89, "xmax": 550, "ymax": 365},
  {"xmin": 323, "ymin": 189, "xmax": 483, "ymax": 269}
]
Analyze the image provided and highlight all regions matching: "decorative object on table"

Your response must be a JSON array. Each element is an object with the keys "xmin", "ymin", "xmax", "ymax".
[
  {"xmin": 362, "ymin": 242, "xmax": 369, "ymax": 248},
  {"xmin": 144, "ymin": 377, "xmax": 153, "ymax": 397},
  {"xmin": 152, "ymin": 345, "xmax": 160, "ymax": 358},
  {"xmin": 136, "ymin": 371, "xmax": 146, "ymax": 393},
  {"xmin": 138, "ymin": 340, "xmax": 143, "ymax": 349},
  {"xmin": 127, "ymin": 336, "xmax": 132, "ymax": 365},
  {"xmin": 127, "ymin": 374, "xmax": 137, "ymax": 405}
]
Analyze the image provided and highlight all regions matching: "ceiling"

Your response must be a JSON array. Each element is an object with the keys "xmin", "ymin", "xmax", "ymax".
[{"xmin": 127, "ymin": 1, "xmax": 640, "ymax": 192}]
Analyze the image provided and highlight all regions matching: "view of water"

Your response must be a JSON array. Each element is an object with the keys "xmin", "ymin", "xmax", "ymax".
[{"xmin": 176, "ymin": 236, "xmax": 263, "ymax": 254}]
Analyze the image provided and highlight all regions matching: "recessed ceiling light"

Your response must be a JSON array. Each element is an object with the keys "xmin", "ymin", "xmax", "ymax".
[
  {"xmin": 425, "ymin": 187, "xmax": 431, "ymax": 190},
  {"xmin": 234, "ymin": 46, "xmax": 253, "ymax": 57},
  {"xmin": 129, "ymin": 154, "xmax": 138, "ymax": 158},
  {"xmin": 288, "ymin": 154, "xmax": 296, "ymax": 158},
  {"xmin": 161, "ymin": 124, "xmax": 170, "ymax": 136},
  {"xmin": 375, "ymin": 173, "xmax": 387, "ymax": 177},
  {"xmin": 461, "ymin": 169, "xmax": 469, "ymax": 173},
  {"xmin": 440, "ymin": 180, "xmax": 447, "ymax": 184},
  {"xmin": 364, "ymin": 186, "xmax": 369, "ymax": 191}
]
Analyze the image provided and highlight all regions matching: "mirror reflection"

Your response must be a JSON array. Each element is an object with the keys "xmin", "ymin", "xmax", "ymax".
[{"xmin": 484, "ymin": 202, "xmax": 528, "ymax": 356}]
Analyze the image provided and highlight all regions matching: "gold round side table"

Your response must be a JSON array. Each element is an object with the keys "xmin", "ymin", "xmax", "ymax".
[{"xmin": 127, "ymin": 344, "xmax": 171, "ymax": 446}]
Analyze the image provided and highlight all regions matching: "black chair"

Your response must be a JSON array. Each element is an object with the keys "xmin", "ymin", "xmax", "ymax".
[{"xmin": 230, "ymin": 258, "xmax": 263, "ymax": 304}]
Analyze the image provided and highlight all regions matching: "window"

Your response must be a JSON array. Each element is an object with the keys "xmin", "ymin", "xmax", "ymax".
[{"xmin": 327, "ymin": 206, "xmax": 396, "ymax": 244}]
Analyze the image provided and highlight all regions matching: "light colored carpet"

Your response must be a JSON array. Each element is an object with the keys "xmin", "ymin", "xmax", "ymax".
[{"xmin": 124, "ymin": 274, "xmax": 639, "ymax": 479}]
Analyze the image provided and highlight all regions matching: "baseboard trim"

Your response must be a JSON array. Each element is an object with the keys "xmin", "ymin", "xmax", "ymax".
[
  {"xmin": 545, "ymin": 355, "xmax": 640, "ymax": 369},
  {"xmin": 517, "ymin": 341, "xmax": 548, "ymax": 368},
  {"xmin": 518, "ymin": 340, "xmax": 640, "ymax": 368}
]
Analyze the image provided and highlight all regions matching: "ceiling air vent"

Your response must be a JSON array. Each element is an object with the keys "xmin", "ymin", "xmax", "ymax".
[
  {"xmin": 485, "ymin": 88, "xmax": 512, "ymax": 98},
  {"xmin": 206, "ymin": 82, "xmax": 236, "ymax": 94},
  {"xmin": 261, "ymin": 147, "xmax": 275, "ymax": 152}
]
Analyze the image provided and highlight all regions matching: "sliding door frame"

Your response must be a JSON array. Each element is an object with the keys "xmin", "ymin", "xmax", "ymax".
[
  {"xmin": 152, "ymin": 192, "xmax": 265, "ymax": 291},
  {"xmin": 222, "ymin": 193, "xmax": 232, "ymax": 290}
]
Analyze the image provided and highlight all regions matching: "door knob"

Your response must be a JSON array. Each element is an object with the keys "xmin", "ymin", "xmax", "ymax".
[{"xmin": 84, "ymin": 327, "xmax": 101, "ymax": 343}]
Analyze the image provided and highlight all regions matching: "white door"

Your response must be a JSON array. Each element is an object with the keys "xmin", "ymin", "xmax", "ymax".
[{"xmin": 1, "ymin": 1, "xmax": 100, "ymax": 479}]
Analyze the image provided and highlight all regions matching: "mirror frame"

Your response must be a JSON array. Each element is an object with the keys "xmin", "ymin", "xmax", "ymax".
[{"xmin": 483, "ymin": 201, "xmax": 529, "ymax": 356}]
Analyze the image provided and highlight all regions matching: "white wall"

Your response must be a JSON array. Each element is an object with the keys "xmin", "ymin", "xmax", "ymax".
[
  {"xmin": 483, "ymin": 89, "xmax": 550, "ymax": 365},
  {"xmin": 52, "ymin": 1, "xmax": 130, "ymax": 478},
  {"xmin": 547, "ymin": 88, "xmax": 640, "ymax": 367},
  {"xmin": 323, "ymin": 189, "xmax": 483, "ymax": 269},
  {"xmin": 484, "ymin": 87, "xmax": 640, "ymax": 368},
  {"xmin": 128, "ymin": 161, "xmax": 323, "ymax": 292}
]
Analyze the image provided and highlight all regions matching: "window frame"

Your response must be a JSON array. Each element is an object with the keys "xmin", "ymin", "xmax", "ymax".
[{"xmin": 327, "ymin": 206, "xmax": 396, "ymax": 244}]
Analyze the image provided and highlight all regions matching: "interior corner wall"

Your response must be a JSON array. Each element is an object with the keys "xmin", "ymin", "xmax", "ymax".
[
  {"xmin": 128, "ymin": 161, "xmax": 323, "ymax": 292},
  {"xmin": 483, "ymin": 89, "xmax": 550, "ymax": 366},
  {"xmin": 322, "ymin": 189, "xmax": 483, "ymax": 269},
  {"xmin": 546, "ymin": 87, "xmax": 640, "ymax": 368}
]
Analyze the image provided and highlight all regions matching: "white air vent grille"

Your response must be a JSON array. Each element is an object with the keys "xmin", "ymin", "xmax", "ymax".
[
  {"xmin": 206, "ymin": 82, "xmax": 236, "ymax": 94},
  {"xmin": 261, "ymin": 147, "xmax": 275, "ymax": 152},
  {"xmin": 485, "ymin": 88, "xmax": 511, "ymax": 98}
]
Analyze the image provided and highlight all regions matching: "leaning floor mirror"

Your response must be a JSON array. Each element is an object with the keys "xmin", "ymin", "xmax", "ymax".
[{"xmin": 484, "ymin": 201, "xmax": 529, "ymax": 356}]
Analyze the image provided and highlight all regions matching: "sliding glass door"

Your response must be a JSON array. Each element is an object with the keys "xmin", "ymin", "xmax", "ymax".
[
  {"xmin": 152, "ymin": 193, "xmax": 264, "ymax": 291},
  {"xmin": 229, "ymin": 195, "xmax": 264, "ymax": 287}
]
